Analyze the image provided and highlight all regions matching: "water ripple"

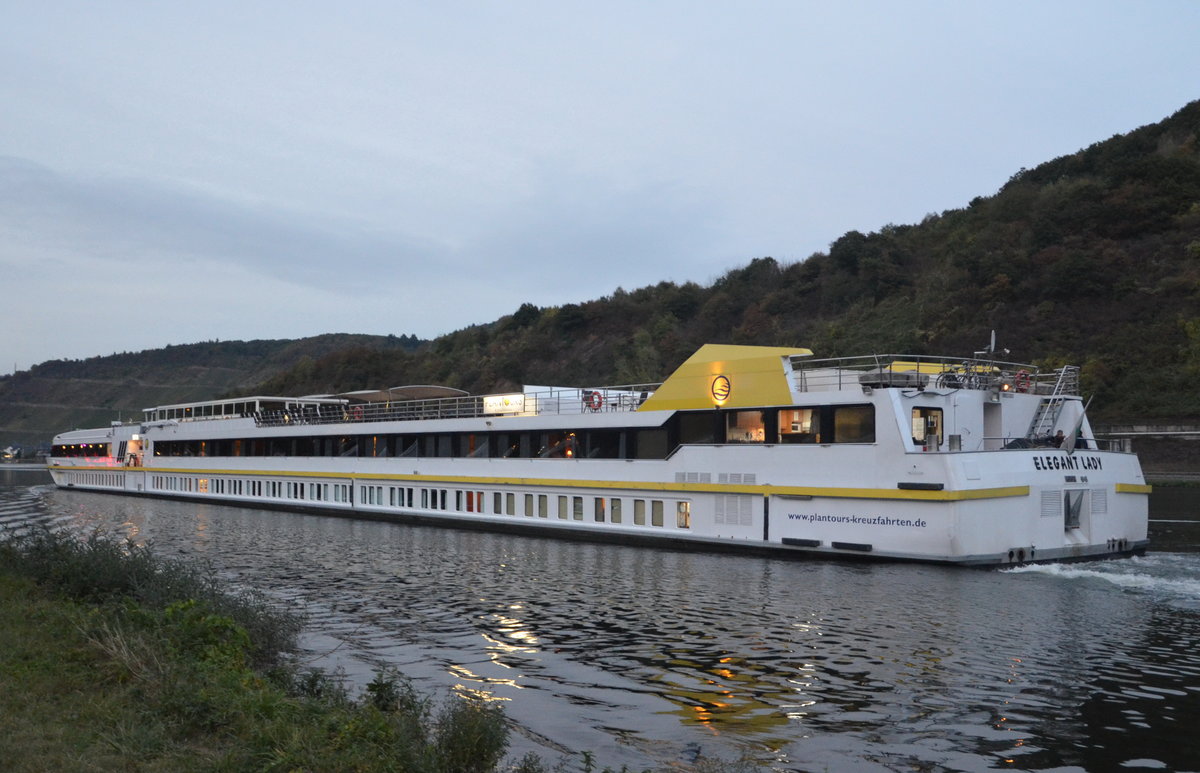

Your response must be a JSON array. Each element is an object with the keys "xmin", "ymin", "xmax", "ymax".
[{"xmin": 1, "ymin": 478, "xmax": 1197, "ymax": 770}]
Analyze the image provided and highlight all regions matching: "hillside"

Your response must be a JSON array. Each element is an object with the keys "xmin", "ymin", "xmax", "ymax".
[
  {"xmin": 247, "ymin": 101, "xmax": 1200, "ymax": 421},
  {"xmin": 4, "ymin": 101, "xmax": 1199, "ymax": 448},
  {"xmin": 0, "ymin": 334, "xmax": 422, "ymax": 449}
]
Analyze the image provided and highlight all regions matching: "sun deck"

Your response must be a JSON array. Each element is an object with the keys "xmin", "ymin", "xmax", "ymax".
[
  {"xmin": 140, "ymin": 384, "xmax": 662, "ymax": 429},
  {"xmin": 790, "ymin": 353, "xmax": 1076, "ymax": 396}
]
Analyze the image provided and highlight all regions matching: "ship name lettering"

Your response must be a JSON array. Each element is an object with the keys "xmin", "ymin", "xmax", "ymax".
[{"xmin": 1033, "ymin": 455, "xmax": 1102, "ymax": 471}]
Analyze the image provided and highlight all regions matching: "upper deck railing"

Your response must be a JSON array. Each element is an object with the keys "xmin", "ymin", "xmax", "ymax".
[
  {"xmin": 790, "ymin": 353, "xmax": 1075, "ymax": 395},
  {"xmin": 251, "ymin": 384, "xmax": 662, "ymax": 428}
]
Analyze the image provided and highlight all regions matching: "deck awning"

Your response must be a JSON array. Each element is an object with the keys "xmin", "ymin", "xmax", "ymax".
[{"xmin": 336, "ymin": 385, "xmax": 469, "ymax": 403}]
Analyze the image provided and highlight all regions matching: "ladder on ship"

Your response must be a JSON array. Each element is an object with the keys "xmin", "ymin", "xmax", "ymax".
[{"xmin": 1026, "ymin": 366, "xmax": 1079, "ymax": 440}]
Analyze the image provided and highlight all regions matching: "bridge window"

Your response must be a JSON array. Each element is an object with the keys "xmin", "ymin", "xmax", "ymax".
[{"xmin": 834, "ymin": 405, "xmax": 875, "ymax": 443}]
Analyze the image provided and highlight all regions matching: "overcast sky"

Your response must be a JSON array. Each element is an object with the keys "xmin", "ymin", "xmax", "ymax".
[{"xmin": 3, "ymin": 1, "xmax": 1198, "ymax": 374}]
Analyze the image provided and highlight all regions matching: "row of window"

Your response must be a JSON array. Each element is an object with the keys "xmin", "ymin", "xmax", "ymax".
[
  {"xmin": 141, "ymin": 473, "xmax": 692, "ymax": 529},
  {"xmin": 59, "ymin": 471, "xmax": 123, "ymax": 488},
  {"xmin": 354, "ymin": 485, "xmax": 692, "ymax": 528},
  {"xmin": 51, "ymin": 443, "xmax": 111, "ymax": 458},
  {"xmin": 141, "ymin": 404, "xmax": 877, "ymax": 461}
]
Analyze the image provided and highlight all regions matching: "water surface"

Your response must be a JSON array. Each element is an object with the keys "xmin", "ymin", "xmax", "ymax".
[{"xmin": 3, "ymin": 466, "xmax": 1198, "ymax": 771}]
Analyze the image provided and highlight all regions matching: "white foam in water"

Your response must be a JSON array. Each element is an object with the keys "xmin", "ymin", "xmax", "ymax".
[{"xmin": 1004, "ymin": 555, "xmax": 1200, "ymax": 602}]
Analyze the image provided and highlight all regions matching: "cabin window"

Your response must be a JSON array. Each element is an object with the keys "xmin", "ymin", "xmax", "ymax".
[
  {"xmin": 572, "ymin": 496, "xmax": 584, "ymax": 520},
  {"xmin": 464, "ymin": 434, "xmax": 489, "ymax": 457},
  {"xmin": 779, "ymin": 408, "xmax": 820, "ymax": 443},
  {"xmin": 651, "ymin": 500, "xmax": 664, "ymax": 527},
  {"xmin": 634, "ymin": 499, "xmax": 646, "ymax": 525},
  {"xmin": 584, "ymin": 430, "xmax": 621, "ymax": 458},
  {"xmin": 726, "ymin": 411, "xmax": 766, "ymax": 443},
  {"xmin": 911, "ymin": 407, "xmax": 944, "ymax": 448},
  {"xmin": 506, "ymin": 493, "xmax": 516, "ymax": 515},
  {"xmin": 538, "ymin": 494, "xmax": 548, "ymax": 518},
  {"xmin": 679, "ymin": 412, "xmax": 718, "ymax": 444},
  {"xmin": 524, "ymin": 493, "xmax": 534, "ymax": 517},
  {"xmin": 539, "ymin": 432, "xmax": 576, "ymax": 458},
  {"xmin": 494, "ymin": 492, "xmax": 502, "ymax": 513},
  {"xmin": 497, "ymin": 434, "xmax": 519, "ymax": 458},
  {"xmin": 833, "ymin": 405, "xmax": 875, "ymax": 443},
  {"xmin": 677, "ymin": 502, "xmax": 691, "ymax": 529},
  {"xmin": 558, "ymin": 495, "xmax": 568, "ymax": 519},
  {"xmin": 635, "ymin": 429, "xmax": 668, "ymax": 459},
  {"xmin": 611, "ymin": 498, "xmax": 622, "ymax": 524},
  {"xmin": 594, "ymin": 497, "xmax": 606, "ymax": 522}
]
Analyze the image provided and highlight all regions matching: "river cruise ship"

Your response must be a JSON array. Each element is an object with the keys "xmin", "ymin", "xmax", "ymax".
[{"xmin": 48, "ymin": 344, "xmax": 1149, "ymax": 565}]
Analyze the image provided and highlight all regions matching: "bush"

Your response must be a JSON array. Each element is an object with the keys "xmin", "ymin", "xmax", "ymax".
[{"xmin": 0, "ymin": 527, "xmax": 300, "ymax": 670}]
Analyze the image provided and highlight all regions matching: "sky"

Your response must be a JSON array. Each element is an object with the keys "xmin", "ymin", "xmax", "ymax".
[{"xmin": 3, "ymin": 1, "xmax": 1199, "ymax": 374}]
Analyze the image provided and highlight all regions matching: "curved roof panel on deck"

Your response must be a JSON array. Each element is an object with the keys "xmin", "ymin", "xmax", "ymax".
[{"xmin": 336, "ymin": 385, "xmax": 469, "ymax": 403}]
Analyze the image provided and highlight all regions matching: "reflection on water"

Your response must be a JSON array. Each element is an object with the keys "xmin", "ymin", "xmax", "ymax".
[{"xmin": 3, "ymin": 470, "xmax": 1199, "ymax": 770}]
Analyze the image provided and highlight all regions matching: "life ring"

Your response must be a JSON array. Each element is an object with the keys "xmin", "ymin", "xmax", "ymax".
[
  {"xmin": 1015, "ymin": 370, "xmax": 1031, "ymax": 393},
  {"xmin": 588, "ymin": 392, "xmax": 603, "ymax": 412}
]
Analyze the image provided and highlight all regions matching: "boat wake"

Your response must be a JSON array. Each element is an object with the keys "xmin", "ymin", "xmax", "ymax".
[{"xmin": 1004, "ymin": 554, "xmax": 1200, "ymax": 607}]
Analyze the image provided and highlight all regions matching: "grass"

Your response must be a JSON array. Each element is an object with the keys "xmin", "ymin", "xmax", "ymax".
[
  {"xmin": 0, "ymin": 527, "xmax": 755, "ymax": 772},
  {"xmin": 0, "ymin": 528, "xmax": 526, "ymax": 772}
]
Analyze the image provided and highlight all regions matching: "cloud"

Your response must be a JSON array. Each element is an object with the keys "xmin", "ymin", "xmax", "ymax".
[{"xmin": 0, "ymin": 156, "xmax": 446, "ymax": 294}]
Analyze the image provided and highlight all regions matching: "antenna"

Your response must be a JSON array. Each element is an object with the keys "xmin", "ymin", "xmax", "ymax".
[
  {"xmin": 974, "ymin": 330, "xmax": 1010, "ymax": 360},
  {"xmin": 974, "ymin": 330, "xmax": 996, "ymax": 359}
]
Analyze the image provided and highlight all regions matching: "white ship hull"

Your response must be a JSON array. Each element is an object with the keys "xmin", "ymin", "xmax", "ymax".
[{"xmin": 48, "ymin": 344, "xmax": 1150, "ymax": 566}]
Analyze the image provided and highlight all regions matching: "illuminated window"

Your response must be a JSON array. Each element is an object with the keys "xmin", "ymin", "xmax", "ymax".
[
  {"xmin": 726, "ymin": 411, "xmax": 766, "ymax": 443},
  {"xmin": 911, "ymin": 407, "xmax": 943, "ymax": 448},
  {"xmin": 779, "ymin": 408, "xmax": 820, "ymax": 443}
]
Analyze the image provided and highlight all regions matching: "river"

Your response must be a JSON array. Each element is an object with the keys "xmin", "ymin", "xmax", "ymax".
[{"xmin": 2, "ymin": 465, "xmax": 1198, "ymax": 771}]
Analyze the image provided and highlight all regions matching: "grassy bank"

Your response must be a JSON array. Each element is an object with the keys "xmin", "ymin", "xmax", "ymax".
[{"xmin": 0, "ymin": 529, "xmax": 551, "ymax": 772}]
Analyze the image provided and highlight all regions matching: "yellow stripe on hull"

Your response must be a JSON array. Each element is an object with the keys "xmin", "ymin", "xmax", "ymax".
[{"xmin": 94, "ymin": 464, "xmax": 1033, "ymax": 503}]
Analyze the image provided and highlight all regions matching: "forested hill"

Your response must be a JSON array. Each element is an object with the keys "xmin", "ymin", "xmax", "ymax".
[
  {"xmin": 5, "ymin": 101, "xmax": 1199, "ymax": 448},
  {"xmin": 252, "ymin": 101, "xmax": 1200, "ymax": 421},
  {"xmin": 0, "ymin": 335, "xmax": 422, "ymax": 448}
]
